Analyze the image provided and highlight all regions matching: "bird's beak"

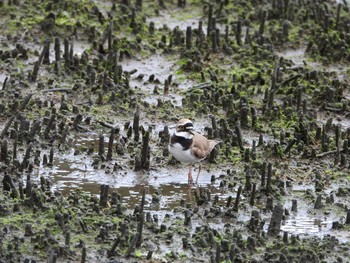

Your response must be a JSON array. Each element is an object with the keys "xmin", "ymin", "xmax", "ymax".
[{"xmin": 187, "ymin": 128, "xmax": 194, "ymax": 135}]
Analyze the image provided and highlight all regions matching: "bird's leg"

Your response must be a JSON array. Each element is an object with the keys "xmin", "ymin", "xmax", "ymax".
[
  {"xmin": 188, "ymin": 163, "xmax": 193, "ymax": 185},
  {"xmin": 195, "ymin": 163, "xmax": 202, "ymax": 184}
]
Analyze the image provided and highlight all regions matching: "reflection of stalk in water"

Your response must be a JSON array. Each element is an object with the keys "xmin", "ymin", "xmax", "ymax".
[{"xmin": 84, "ymin": 164, "xmax": 87, "ymax": 178}]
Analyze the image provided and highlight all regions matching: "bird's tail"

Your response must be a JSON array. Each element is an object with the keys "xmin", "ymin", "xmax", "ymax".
[{"xmin": 208, "ymin": 139, "xmax": 223, "ymax": 152}]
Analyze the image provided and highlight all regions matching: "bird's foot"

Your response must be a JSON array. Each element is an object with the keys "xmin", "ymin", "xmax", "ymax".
[
  {"xmin": 195, "ymin": 165, "xmax": 202, "ymax": 185},
  {"xmin": 188, "ymin": 178, "xmax": 198, "ymax": 187},
  {"xmin": 188, "ymin": 173, "xmax": 194, "ymax": 185}
]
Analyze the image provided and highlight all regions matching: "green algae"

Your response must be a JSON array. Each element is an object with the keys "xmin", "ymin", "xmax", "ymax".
[{"xmin": 55, "ymin": 13, "xmax": 77, "ymax": 27}]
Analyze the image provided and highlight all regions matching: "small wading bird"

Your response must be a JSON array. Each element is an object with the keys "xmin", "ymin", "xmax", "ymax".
[{"xmin": 168, "ymin": 118, "xmax": 221, "ymax": 184}]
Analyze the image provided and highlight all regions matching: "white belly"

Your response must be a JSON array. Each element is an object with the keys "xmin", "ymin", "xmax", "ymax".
[{"xmin": 169, "ymin": 143, "xmax": 199, "ymax": 163}]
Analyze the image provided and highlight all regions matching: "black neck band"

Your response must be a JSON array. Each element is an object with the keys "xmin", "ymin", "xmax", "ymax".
[{"xmin": 170, "ymin": 135, "xmax": 192, "ymax": 150}]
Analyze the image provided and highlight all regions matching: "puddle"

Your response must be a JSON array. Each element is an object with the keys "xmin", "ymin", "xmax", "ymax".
[
  {"xmin": 143, "ymin": 93, "xmax": 184, "ymax": 107},
  {"xmin": 147, "ymin": 7, "xmax": 203, "ymax": 32},
  {"xmin": 276, "ymin": 48, "xmax": 320, "ymax": 68},
  {"xmin": 39, "ymin": 149, "xmax": 222, "ymax": 191},
  {"xmin": 147, "ymin": 3, "xmax": 230, "ymax": 35},
  {"xmin": 282, "ymin": 216, "xmax": 329, "ymax": 235},
  {"xmin": 149, "ymin": 14, "xmax": 201, "ymax": 32},
  {"xmin": 0, "ymin": 72, "xmax": 7, "ymax": 88},
  {"xmin": 276, "ymin": 48, "xmax": 305, "ymax": 61},
  {"xmin": 120, "ymin": 53, "xmax": 196, "ymax": 106},
  {"xmin": 276, "ymin": 48, "xmax": 348, "ymax": 81},
  {"xmin": 280, "ymin": 209, "xmax": 349, "ymax": 243},
  {"xmin": 241, "ymin": 129, "xmax": 278, "ymax": 147},
  {"xmin": 36, "ymin": 127, "xmax": 224, "ymax": 195},
  {"xmin": 43, "ymin": 40, "xmax": 90, "ymax": 62},
  {"xmin": 317, "ymin": 112, "xmax": 350, "ymax": 131},
  {"xmin": 336, "ymin": 0, "xmax": 349, "ymax": 4},
  {"xmin": 121, "ymin": 54, "xmax": 174, "ymax": 90}
]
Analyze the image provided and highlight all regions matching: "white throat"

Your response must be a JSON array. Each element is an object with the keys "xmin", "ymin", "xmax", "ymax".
[{"xmin": 174, "ymin": 130, "xmax": 193, "ymax": 139}]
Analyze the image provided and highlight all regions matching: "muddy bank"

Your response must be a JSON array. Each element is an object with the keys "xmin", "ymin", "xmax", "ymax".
[{"xmin": 1, "ymin": 0, "xmax": 350, "ymax": 262}]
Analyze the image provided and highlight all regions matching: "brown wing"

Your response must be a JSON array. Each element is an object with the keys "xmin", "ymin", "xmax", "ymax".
[{"xmin": 191, "ymin": 132, "xmax": 212, "ymax": 159}]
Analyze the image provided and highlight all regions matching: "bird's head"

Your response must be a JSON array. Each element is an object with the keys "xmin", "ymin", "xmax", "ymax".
[{"xmin": 175, "ymin": 118, "xmax": 194, "ymax": 135}]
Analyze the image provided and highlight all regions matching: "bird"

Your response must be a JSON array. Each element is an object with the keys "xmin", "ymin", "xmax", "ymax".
[{"xmin": 168, "ymin": 118, "xmax": 221, "ymax": 184}]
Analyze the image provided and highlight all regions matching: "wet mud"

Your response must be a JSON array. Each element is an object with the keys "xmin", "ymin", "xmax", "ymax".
[{"xmin": 1, "ymin": 0, "xmax": 350, "ymax": 262}]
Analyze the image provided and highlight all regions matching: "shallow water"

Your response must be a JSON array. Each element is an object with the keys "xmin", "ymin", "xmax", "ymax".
[
  {"xmin": 120, "ymin": 53, "xmax": 196, "ymax": 106},
  {"xmin": 281, "ymin": 189, "xmax": 349, "ymax": 243},
  {"xmin": 276, "ymin": 48, "xmax": 348, "ymax": 81},
  {"xmin": 317, "ymin": 112, "xmax": 350, "ymax": 131},
  {"xmin": 147, "ymin": 6, "xmax": 203, "ymax": 32},
  {"xmin": 37, "ymin": 128, "xmax": 223, "ymax": 193},
  {"xmin": 0, "ymin": 72, "xmax": 7, "ymax": 88},
  {"xmin": 39, "ymin": 153, "xmax": 221, "ymax": 193},
  {"xmin": 32, "ymin": 129, "xmax": 350, "ymax": 244}
]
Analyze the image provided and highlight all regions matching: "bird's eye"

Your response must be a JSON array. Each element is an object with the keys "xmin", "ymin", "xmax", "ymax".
[{"xmin": 179, "ymin": 126, "xmax": 185, "ymax": 131}]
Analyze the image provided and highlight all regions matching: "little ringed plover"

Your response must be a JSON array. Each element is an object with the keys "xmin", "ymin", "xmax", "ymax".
[{"xmin": 168, "ymin": 118, "xmax": 221, "ymax": 184}]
